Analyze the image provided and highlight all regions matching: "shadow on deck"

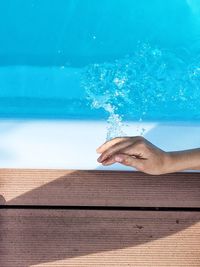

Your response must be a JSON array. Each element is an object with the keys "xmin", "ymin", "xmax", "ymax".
[{"xmin": 0, "ymin": 170, "xmax": 200, "ymax": 266}]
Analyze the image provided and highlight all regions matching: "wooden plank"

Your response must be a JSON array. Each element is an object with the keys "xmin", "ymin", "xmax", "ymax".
[
  {"xmin": 0, "ymin": 209, "xmax": 200, "ymax": 267},
  {"xmin": 0, "ymin": 169, "xmax": 200, "ymax": 207}
]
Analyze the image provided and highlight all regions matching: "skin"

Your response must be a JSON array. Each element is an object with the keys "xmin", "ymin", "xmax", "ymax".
[{"xmin": 97, "ymin": 136, "xmax": 200, "ymax": 175}]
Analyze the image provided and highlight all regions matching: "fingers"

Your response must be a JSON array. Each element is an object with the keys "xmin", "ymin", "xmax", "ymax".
[
  {"xmin": 115, "ymin": 154, "xmax": 142, "ymax": 169},
  {"xmin": 97, "ymin": 136, "xmax": 143, "ymax": 154},
  {"xmin": 97, "ymin": 136, "xmax": 146, "ymax": 168},
  {"xmin": 100, "ymin": 146, "xmax": 142, "ymax": 166},
  {"xmin": 102, "ymin": 153, "xmax": 142, "ymax": 170},
  {"xmin": 97, "ymin": 137, "xmax": 144, "ymax": 163},
  {"xmin": 97, "ymin": 140, "xmax": 133, "ymax": 163},
  {"xmin": 96, "ymin": 137, "xmax": 129, "ymax": 154},
  {"xmin": 101, "ymin": 157, "xmax": 116, "ymax": 166}
]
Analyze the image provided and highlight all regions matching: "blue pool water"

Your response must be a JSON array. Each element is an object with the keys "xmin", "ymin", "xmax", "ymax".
[{"xmin": 0, "ymin": 0, "xmax": 200, "ymax": 124}]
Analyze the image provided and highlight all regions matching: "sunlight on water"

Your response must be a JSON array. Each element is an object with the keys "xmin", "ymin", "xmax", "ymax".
[{"xmin": 82, "ymin": 43, "xmax": 200, "ymax": 139}]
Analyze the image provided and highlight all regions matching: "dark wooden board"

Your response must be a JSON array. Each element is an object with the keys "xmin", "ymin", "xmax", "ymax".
[{"xmin": 1, "ymin": 209, "xmax": 200, "ymax": 267}]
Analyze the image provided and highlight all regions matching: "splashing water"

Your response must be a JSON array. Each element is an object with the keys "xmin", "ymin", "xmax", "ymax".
[
  {"xmin": 82, "ymin": 43, "xmax": 200, "ymax": 139},
  {"xmin": 82, "ymin": 61, "xmax": 130, "ymax": 140}
]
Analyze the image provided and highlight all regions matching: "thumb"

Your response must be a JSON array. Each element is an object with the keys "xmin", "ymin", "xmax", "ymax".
[{"xmin": 114, "ymin": 154, "xmax": 141, "ymax": 169}]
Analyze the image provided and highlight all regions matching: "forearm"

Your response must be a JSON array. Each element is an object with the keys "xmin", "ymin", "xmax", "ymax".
[{"xmin": 164, "ymin": 149, "xmax": 200, "ymax": 173}]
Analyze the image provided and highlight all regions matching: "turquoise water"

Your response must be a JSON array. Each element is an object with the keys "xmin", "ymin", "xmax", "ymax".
[{"xmin": 0, "ymin": 0, "xmax": 200, "ymax": 122}]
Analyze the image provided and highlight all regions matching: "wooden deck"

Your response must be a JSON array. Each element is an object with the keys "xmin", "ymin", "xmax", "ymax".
[{"xmin": 0, "ymin": 169, "xmax": 200, "ymax": 266}]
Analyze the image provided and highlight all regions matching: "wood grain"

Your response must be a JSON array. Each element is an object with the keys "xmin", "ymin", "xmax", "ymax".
[
  {"xmin": 1, "ymin": 209, "xmax": 200, "ymax": 267},
  {"xmin": 0, "ymin": 169, "xmax": 200, "ymax": 207}
]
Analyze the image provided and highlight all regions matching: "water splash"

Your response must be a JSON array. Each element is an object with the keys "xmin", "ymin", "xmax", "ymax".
[
  {"xmin": 82, "ymin": 43, "xmax": 200, "ymax": 139},
  {"xmin": 82, "ymin": 61, "xmax": 130, "ymax": 140}
]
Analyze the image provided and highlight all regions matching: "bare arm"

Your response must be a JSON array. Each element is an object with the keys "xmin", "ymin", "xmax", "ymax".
[
  {"xmin": 166, "ymin": 149, "xmax": 200, "ymax": 172},
  {"xmin": 97, "ymin": 136, "xmax": 200, "ymax": 175}
]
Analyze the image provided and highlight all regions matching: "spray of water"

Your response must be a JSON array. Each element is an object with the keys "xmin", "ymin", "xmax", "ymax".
[
  {"xmin": 82, "ymin": 43, "xmax": 200, "ymax": 140},
  {"xmin": 81, "ymin": 61, "xmax": 131, "ymax": 139}
]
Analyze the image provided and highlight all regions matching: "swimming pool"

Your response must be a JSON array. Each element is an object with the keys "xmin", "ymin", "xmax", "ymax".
[{"xmin": 0, "ymin": 0, "xmax": 200, "ymax": 170}]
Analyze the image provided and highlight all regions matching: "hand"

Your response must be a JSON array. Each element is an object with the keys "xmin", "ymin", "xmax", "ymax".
[{"xmin": 97, "ymin": 136, "xmax": 170, "ymax": 175}]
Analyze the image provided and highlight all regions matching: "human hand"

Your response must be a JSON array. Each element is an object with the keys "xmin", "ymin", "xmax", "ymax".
[{"xmin": 97, "ymin": 136, "xmax": 170, "ymax": 175}]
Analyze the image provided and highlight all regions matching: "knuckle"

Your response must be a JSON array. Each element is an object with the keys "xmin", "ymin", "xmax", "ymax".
[
  {"xmin": 134, "ymin": 136, "xmax": 144, "ymax": 141},
  {"xmin": 135, "ymin": 140, "xmax": 146, "ymax": 149},
  {"xmin": 131, "ymin": 136, "xmax": 145, "ymax": 144}
]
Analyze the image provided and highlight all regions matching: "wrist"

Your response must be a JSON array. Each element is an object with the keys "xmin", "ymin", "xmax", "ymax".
[
  {"xmin": 161, "ymin": 151, "xmax": 185, "ymax": 174},
  {"xmin": 163, "ymin": 149, "xmax": 200, "ymax": 173}
]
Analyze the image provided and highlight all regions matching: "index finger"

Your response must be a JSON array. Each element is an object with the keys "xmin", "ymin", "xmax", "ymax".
[{"xmin": 96, "ymin": 136, "xmax": 130, "ymax": 153}]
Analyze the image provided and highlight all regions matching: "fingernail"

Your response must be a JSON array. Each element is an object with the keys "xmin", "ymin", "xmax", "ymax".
[
  {"xmin": 115, "ymin": 156, "xmax": 122, "ymax": 162},
  {"xmin": 97, "ymin": 156, "xmax": 102, "ymax": 162}
]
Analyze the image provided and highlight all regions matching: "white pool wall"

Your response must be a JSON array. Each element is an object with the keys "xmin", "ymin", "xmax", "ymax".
[{"xmin": 0, "ymin": 119, "xmax": 200, "ymax": 171}]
